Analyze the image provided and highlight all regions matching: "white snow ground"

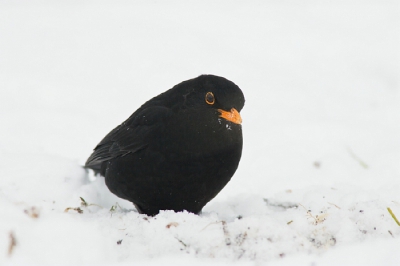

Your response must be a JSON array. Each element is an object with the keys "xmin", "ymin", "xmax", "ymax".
[{"xmin": 0, "ymin": 1, "xmax": 399, "ymax": 265}]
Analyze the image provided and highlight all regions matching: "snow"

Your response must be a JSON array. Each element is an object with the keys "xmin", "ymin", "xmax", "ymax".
[{"xmin": 1, "ymin": 0, "xmax": 399, "ymax": 265}]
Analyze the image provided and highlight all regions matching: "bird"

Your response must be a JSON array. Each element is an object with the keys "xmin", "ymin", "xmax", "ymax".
[{"xmin": 85, "ymin": 75, "xmax": 245, "ymax": 216}]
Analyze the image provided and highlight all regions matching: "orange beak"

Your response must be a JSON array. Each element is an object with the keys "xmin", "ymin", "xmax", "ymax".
[{"xmin": 218, "ymin": 108, "xmax": 242, "ymax": 125}]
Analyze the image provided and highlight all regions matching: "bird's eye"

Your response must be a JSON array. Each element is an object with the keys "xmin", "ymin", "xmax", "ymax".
[{"xmin": 205, "ymin": 92, "xmax": 215, "ymax": 105}]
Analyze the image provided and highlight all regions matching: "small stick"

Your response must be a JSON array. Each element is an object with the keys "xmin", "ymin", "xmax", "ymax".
[
  {"xmin": 64, "ymin": 207, "xmax": 83, "ymax": 214},
  {"xmin": 327, "ymin": 202, "xmax": 341, "ymax": 209},
  {"xmin": 299, "ymin": 204, "xmax": 318, "ymax": 223},
  {"xmin": 8, "ymin": 231, "xmax": 17, "ymax": 256},
  {"xmin": 387, "ymin": 208, "xmax": 400, "ymax": 226},
  {"xmin": 175, "ymin": 237, "xmax": 187, "ymax": 247},
  {"xmin": 80, "ymin": 197, "xmax": 102, "ymax": 208},
  {"xmin": 200, "ymin": 221, "xmax": 223, "ymax": 231},
  {"xmin": 221, "ymin": 221, "xmax": 231, "ymax": 246},
  {"xmin": 347, "ymin": 147, "xmax": 368, "ymax": 169}
]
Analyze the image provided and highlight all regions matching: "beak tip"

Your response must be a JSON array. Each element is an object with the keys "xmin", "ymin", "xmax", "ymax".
[{"xmin": 218, "ymin": 108, "xmax": 242, "ymax": 125}]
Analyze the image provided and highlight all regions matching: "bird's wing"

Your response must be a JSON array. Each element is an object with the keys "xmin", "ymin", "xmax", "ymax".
[{"xmin": 85, "ymin": 106, "xmax": 171, "ymax": 172}]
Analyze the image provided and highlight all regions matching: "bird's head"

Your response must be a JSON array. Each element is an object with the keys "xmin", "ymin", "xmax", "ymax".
[{"xmin": 171, "ymin": 75, "xmax": 245, "ymax": 125}]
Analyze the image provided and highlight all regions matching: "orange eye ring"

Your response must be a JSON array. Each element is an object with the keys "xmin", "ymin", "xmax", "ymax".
[{"xmin": 205, "ymin": 92, "xmax": 215, "ymax": 105}]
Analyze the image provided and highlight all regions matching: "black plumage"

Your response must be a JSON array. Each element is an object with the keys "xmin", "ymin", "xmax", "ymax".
[{"xmin": 85, "ymin": 75, "xmax": 245, "ymax": 216}]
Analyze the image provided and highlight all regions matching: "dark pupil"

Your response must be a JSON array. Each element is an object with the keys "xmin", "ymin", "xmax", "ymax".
[{"xmin": 207, "ymin": 93, "xmax": 214, "ymax": 103}]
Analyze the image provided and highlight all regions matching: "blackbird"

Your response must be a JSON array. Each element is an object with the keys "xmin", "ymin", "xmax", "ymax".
[{"xmin": 85, "ymin": 75, "xmax": 245, "ymax": 216}]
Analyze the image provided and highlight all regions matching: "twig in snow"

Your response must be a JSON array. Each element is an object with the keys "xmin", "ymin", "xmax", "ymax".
[
  {"xmin": 347, "ymin": 147, "xmax": 368, "ymax": 169},
  {"xmin": 175, "ymin": 237, "xmax": 187, "ymax": 248},
  {"xmin": 387, "ymin": 208, "xmax": 400, "ymax": 226},
  {"xmin": 221, "ymin": 221, "xmax": 231, "ymax": 246},
  {"xmin": 200, "ymin": 221, "xmax": 222, "ymax": 231},
  {"xmin": 299, "ymin": 204, "xmax": 317, "ymax": 223},
  {"xmin": 299, "ymin": 204, "xmax": 328, "ymax": 225},
  {"xmin": 200, "ymin": 220, "xmax": 233, "ymax": 246},
  {"xmin": 8, "ymin": 231, "xmax": 17, "ymax": 256},
  {"xmin": 80, "ymin": 197, "xmax": 102, "ymax": 208},
  {"xmin": 110, "ymin": 202, "xmax": 123, "ymax": 212},
  {"xmin": 64, "ymin": 207, "xmax": 83, "ymax": 214},
  {"xmin": 327, "ymin": 202, "xmax": 341, "ymax": 209},
  {"xmin": 65, "ymin": 197, "xmax": 103, "ymax": 214}
]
